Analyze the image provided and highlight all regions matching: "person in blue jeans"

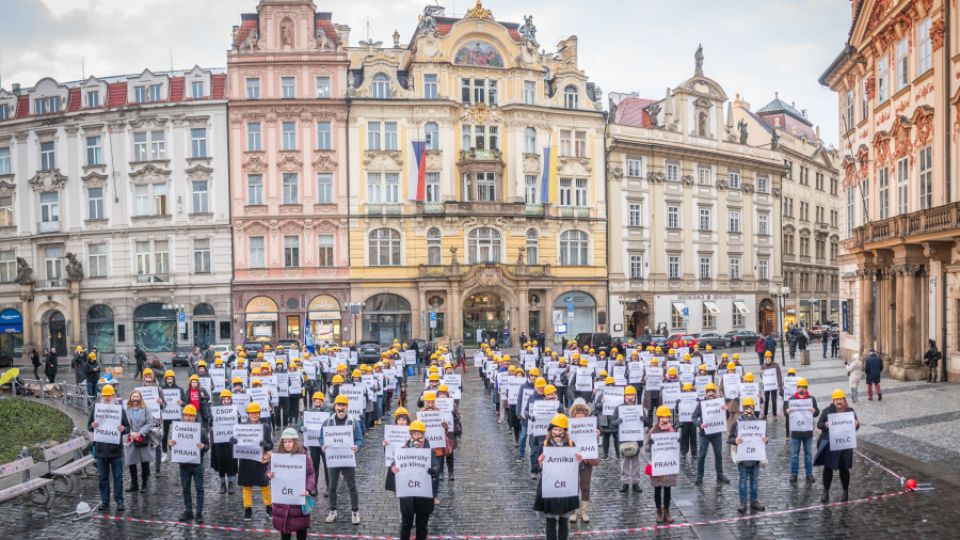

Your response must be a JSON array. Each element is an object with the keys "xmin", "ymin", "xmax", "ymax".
[
  {"xmin": 87, "ymin": 384, "xmax": 130, "ymax": 512},
  {"xmin": 784, "ymin": 378, "xmax": 819, "ymax": 484},
  {"xmin": 728, "ymin": 396, "xmax": 768, "ymax": 514}
]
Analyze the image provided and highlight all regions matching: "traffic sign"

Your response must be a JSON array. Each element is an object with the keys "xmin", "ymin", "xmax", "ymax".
[
  {"xmin": 682, "ymin": 307, "xmax": 689, "ymax": 317},
  {"xmin": 554, "ymin": 323, "xmax": 567, "ymax": 334},
  {"xmin": 552, "ymin": 310, "xmax": 563, "ymax": 325},
  {"xmin": 178, "ymin": 311, "xmax": 186, "ymax": 322},
  {"xmin": 429, "ymin": 311, "xmax": 437, "ymax": 329}
]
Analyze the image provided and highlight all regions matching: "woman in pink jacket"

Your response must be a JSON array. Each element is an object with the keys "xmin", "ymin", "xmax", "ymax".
[{"xmin": 268, "ymin": 428, "xmax": 316, "ymax": 540}]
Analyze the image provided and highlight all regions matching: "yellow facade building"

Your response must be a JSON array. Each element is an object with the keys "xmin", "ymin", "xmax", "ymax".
[{"xmin": 345, "ymin": 2, "xmax": 606, "ymax": 346}]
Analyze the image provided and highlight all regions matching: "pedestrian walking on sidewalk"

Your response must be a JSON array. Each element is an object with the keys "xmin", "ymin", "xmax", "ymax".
[
  {"xmin": 845, "ymin": 354, "xmax": 862, "ymax": 403},
  {"xmin": 924, "ymin": 340, "xmax": 942, "ymax": 383},
  {"xmin": 863, "ymin": 350, "xmax": 882, "ymax": 401}
]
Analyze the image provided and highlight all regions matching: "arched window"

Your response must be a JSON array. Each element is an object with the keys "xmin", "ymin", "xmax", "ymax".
[
  {"xmin": 193, "ymin": 303, "xmax": 215, "ymax": 317},
  {"xmin": 86, "ymin": 305, "xmax": 115, "ymax": 353},
  {"xmin": 563, "ymin": 85, "xmax": 578, "ymax": 109},
  {"xmin": 362, "ymin": 294, "xmax": 411, "ymax": 344},
  {"xmin": 425, "ymin": 122, "xmax": 439, "ymax": 150},
  {"xmin": 369, "ymin": 228, "xmax": 401, "ymax": 266},
  {"xmin": 559, "ymin": 230, "xmax": 588, "ymax": 266},
  {"xmin": 524, "ymin": 127, "xmax": 537, "ymax": 154},
  {"xmin": 526, "ymin": 228, "xmax": 539, "ymax": 264},
  {"xmin": 372, "ymin": 73, "xmax": 390, "ymax": 99},
  {"xmin": 468, "ymin": 227, "xmax": 501, "ymax": 264},
  {"xmin": 427, "ymin": 227, "xmax": 442, "ymax": 265}
]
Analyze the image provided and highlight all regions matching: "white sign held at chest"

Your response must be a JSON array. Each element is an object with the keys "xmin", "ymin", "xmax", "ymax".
[
  {"xmin": 650, "ymin": 432, "xmax": 680, "ymax": 476},
  {"xmin": 735, "ymin": 420, "xmax": 767, "ymax": 462},
  {"xmin": 828, "ymin": 411, "xmax": 857, "ymax": 451},
  {"xmin": 93, "ymin": 403, "xmax": 123, "ymax": 444},
  {"xmin": 170, "ymin": 421, "xmax": 202, "ymax": 464},
  {"xmin": 541, "ymin": 446, "xmax": 579, "ymax": 498},
  {"xmin": 271, "ymin": 453, "xmax": 307, "ymax": 505}
]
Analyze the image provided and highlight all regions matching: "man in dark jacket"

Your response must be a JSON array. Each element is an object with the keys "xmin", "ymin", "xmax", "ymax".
[
  {"xmin": 764, "ymin": 335, "xmax": 778, "ymax": 364},
  {"xmin": 924, "ymin": 340, "xmax": 942, "ymax": 383},
  {"xmin": 691, "ymin": 382, "xmax": 730, "ymax": 486},
  {"xmin": 864, "ymin": 349, "xmax": 883, "ymax": 400},
  {"xmin": 44, "ymin": 347, "xmax": 58, "ymax": 383},
  {"xmin": 784, "ymin": 378, "xmax": 819, "ymax": 484},
  {"xmin": 30, "ymin": 347, "xmax": 41, "ymax": 380},
  {"xmin": 134, "ymin": 346, "xmax": 147, "ymax": 379},
  {"xmin": 88, "ymin": 384, "xmax": 131, "ymax": 512},
  {"xmin": 83, "ymin": 352, "xmax": 102, "ymax": 397},
  {"xmin": 169, "ymin": 403, "xmax": 209, "ymax": 523}
]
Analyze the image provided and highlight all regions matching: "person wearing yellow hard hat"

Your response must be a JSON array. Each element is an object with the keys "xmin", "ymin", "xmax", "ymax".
[
  {"xmin": 267, "ymin": 427, "xmax": 316, "ymax": 539},
  {"xmin": 759, "ymin": 350, "xmax": 783, "ymax": 420},
  {"xmin": 677, "ymin": 382, "xmax": 698, "ymax": 461},
  {"xmin": 567, "ymin": 397, "xmax": 597, "ymax": 524},
  {"xmin": 185, "ymin": 374, "xmax": 212, "ymax": 426},
  {"xmin": 816, "ymin": 389, "xmax": 858, "ymax": 503},
  {"xmin": 160, "ymin": 369, "xmax": 185, "ymax": 463},
  {"xmin": 88, "ymin": 383, "xmax": 130, "ymax": 512},
  {"xmin": 729, "ymin": 396, "xmax": 767, "ymax": 514},
  {"xmin": 169, "ymin": 403, "xmax": 209, "ymax": 522},
  {"xmin": 611, "ymin": 385, "xmax": 643, "ymax": 493},
  {"xmin": 389, "ymin": 418, "xmax": 437, "ymax": 540},
  {"xmin": 784, "ymin": 377, "xmax": 818, "ymax": 485},
  {"xmin": 136, "ymin": 366, "xmax": 164, "ymax": 474},
  {"xmin": 533, "ymin": 413, "xmax": 581, "ymax": 540},
  {"xmin": 416, "ymin": 391, "xmax": 448, "ymax": 505},
  {"xmin": 301, "ymin": 390, "xmax": 332, "ymax": 496},
  {"xmin": 691, "ymin": 381, "xmax": 731, "ymax": 487},
  {"xmin": 650, "ymin": 405, "xmax": 678, "ymax": 524},
  {"xmin": 285, "ymin": 360, "xmax": 303, "ymax": 426},
  {"xmin": 436, "ymin": 384, "xmax": 462, "ymax": 482},
  {"xmin": 520, "ymin": 376, "xmax": 550, "ymax": 477},
  {"xmin": 383, "ymin": 406, "xmax": 411, "ymax": 496},
  {"xmin": 123, "ymin": 388, "xmax": 156, "ymax": 495},
  {"xmin": 319, "ymin": 393, "xmax": 363, "ymax": 525},
  {"xmin": 719, "ymin": 362, "xmax": 741, "ymax": 430},
  {"xmin": 507, "ymin": 367, "xmax": 527, "ymax": 446},
  {"xmin": 82, "ymin": 349, "xmax": 103, "ymax": 397},
  {"xmin": 211, "ymin": 389, "xmax": 238, "ymax": 494},
  {"xmin": 238, "ymin": 401, "xmax": 274, "ymax": 522}
]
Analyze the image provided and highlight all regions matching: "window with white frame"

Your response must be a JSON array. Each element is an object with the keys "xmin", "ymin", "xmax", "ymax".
[
  {"xmin": 698, "ymin": 166, "xmax": 711, "ymax": 186},
  {"xmin": 729, "ymin": 210, "xmax": 741, "ymax": 233},
  {"xmin": 44, "ymin": 246, "xmax": 63, "ymax": 280},
  {"xmin": 845, "ymin": 90, "xmax": 854, "ymax": 131},
  {"xmin": 861, "ymin": 78, "xmax": 869, "ymax": 121},
  {"xmin": 194, "ymin": 239, "xmax": 211, "ymax": 273},
  {"xmin": 88, "ymin": 187, "xmax": 104, "ymax": 220},
  {"xmin": 135, "ymin": 240, "xmax": 168, "ymax": 276},
  {"xmin": 559, "ymin": 178, "xmax": 572, "ymax": 206},
  {"xmin": 86, "ymin": 135, "xmax": 103, "ymax": 165},
  {"xmin": 249, "ymin": 236, "xmax": 265, "ymax": 268},
  {"xmin": 757, "ymin": 175, "xmax": 769, "ymax": 193},
  {"xmin": 372, "ymin": 73, "xmax": 390, "ymax": 98},
  {"xmin": 732, "ymin": 311, "xmax": 744, "ymax": 328},
  {"xmin": 284, "ymin": 236, "xmax": 300, "ymax": 268},
  {"xmin": 666, "ymin": 162, "xmax": 680, "ymax": 182},
  {"xmin": 369, "ymin": 228, "xmax": 401, "ymax": 266},
  {"xmin": 475, "ymin": 172, "xmax": 496, "ymax": 202},
  {"xmin": 367, "ymin": 122, "xmax": 381, "ymax": 150},
  {"xmin": 757, "ymin": 212, "xmax": 769, "ymax": 236},
  {"xmin": 427, "ymin": 228, "xmax": 442, "ymax": 265},
  {"xmin": 247, "ymin": 175, "xmax": 263, "ymax": 205},
  {"xmin": 758, "ymin": 258, "xmax": 769, "ymax": 281},
  {"xmin": 524, "ymin": 175, "xmax": 538, "ymax": 204},
  {"xmin": 575, "ymin": 178, "xmax": 588, "ymax": 206},
  {"xmin": 85, "ymin": 91, "xmax": 99, "ymax": 109},
  {"xmin": 877, "ymin": 55, "xmax": 889, "ymax": 103},
  {"xmin": 668, "ymin": 255, "xmax": 681, "ymax": 279},
  {"xmin": 671, "ymin": 305, "xmax": 686, "ymax": 330},
  {"xmin": 192, "ymin": 181, "xmax": 209, "ymax": 213},
  {"xmin": 0, "ymin": 195, "xmax": 12, "ymax": 226},
  {"xmin": 524, "ymin": 127, "xmax": 537, "ymax": 154},
  {"xmin": 699, "ymin": 207, "xmax": 712, "ymax": 231},
  {"xmin": 191, "ymin": 81, "xmax": 204, "ymax": 99},
  {"xmin": 846, "ymin": 187, "xmax": 855, "ymax": 234},
  {"xmin": 133, "ymin": 183, "xmax": 167, "ymax": 216},
  {"xmin": 460, "ymin": 124, "xmax": 499, "ymax": 150},
  {"xmin": 526, "ymin": 229, "xmax": 538, "ymax": 264},
  {"xmin": 523, "ymin": 80, "xmax": 535, "ymax": 105},
  {"xmin": 730, "ymin": 256, "xmax": 741, "ymax": 280},
  {"xmin": 878, "ymin": 166, "xmax": 889, "ymax": 219},
  {"xmin": 35, "ymin": 96, "xmax": 61, "ymax": 114},
  {"xmin": 247, "ymin": 122, "xmax": 262, "ymax": 151},
  {"xmin": 667, "ymin": 205, "xmax": 680, "ymax": 229},
  {"xmin": 281, "ymin": 77, "xmax": 296, "ymax": 98},
  {"xmin": 40, "ymin": 191, "xmax": 60, "ymax": 223},
  {"xmin": 40, "ymin": 141, "xmax": 56, "ymax": 170},
  {"xmin": 317, "ymin": 173, "xmax": 333, "ymax": 204},
  {"xmin": 0, "ymin": 147, "xmax": 9, "ymax": 175},
  {"xmin": 559, "ymin": 130, "xmax": 571, "ymax": 157},
  {"xmin": 423, "ymin": 74, "xmax": 438, "ymax": 99},
  {"xmin": 132, "ymin": 131, "xmax": 165, "ymax": 161},
  {"xmin": 318, "ymin": 235, "xmax": 334, "ymax": 267},
  {"xmin": 282, "ymin": 173, "xmax": 298, "ymax": 204},
  {"xmin": 460, "ymin": 78, "xmax": 498, "ymax": 105},
  {"xmin": 281, "ymin": 121, "xmax": 297, "ymax": 150},
  {"xmin": 190, "ymin": 128, "xmax": 207, "ymax": 158},
  {"xmin": 920, "ymin": 145, "xmax": 932, "ymax": 209},
  {"xmin": 88, "ymin": 243, "xmax": 107, "ymax": 277},
  {"xmin": 629, "ymin": 254, "xmax": 643, "ymax": 279},
  {"xmin": 918, "ymin": 17, "xmax": 932, "ymax": 75},
  {"xmin": 426, "ymin": 172, "xmax": 441, "ymax": 203},
  {"xmin": 316, "ymin": 76, "xmax": 331, "ymax": 98},
  {"xmin": 468, "ymin": 227, "xmax": 502, "ymax": 263},
  {"xmin": 385, "ymin": 173, "xmax": 400, "ymax": 203},
  {"xmin": 728, "ymin": 170, "xmax": 740, "ymax": 189},
  {"xmin": 316, "ymin": 121, "xmax": 332, "ymax": 150},
  {"xmin": 425, "ymin": 122, "xmax": 439, "ymax": 151},
  {"xmin": 574, "ymin": 131, "xmax": 587, "ymax": 157},
  {"xmin": 699, "ymin": 255, "xmax": 712, "ymax": 280},
  {"xmin": 384, "ymin": 122, "xmax": 398, "ymax": 150},
  {"xmin": 367, "ymin": 173, "xmax": 382, "ymax": 204},
  {"xmin": 559, "ymin": 230, "xmax": 588, "ymax": 266},
  {"xmin": 563, "ymin": 85, "xmax": 578, "ymax": 109},
  {"xmin": 246, "ymin": 78, "xmax": 260, "ymax": 99},
  {"xmin": 896, "ymin": 37, "xmax": 908, "ymax": 91},
  {"xmin": 628, "ymin": 203, "xmax": 642, "ymax": 227},
  {"xmin": 627, "ymin": 158, "xmax": 641, "ymax": 177},
  {"xmin": 702, "ymin": 304, "xmax": 715, "ymax": 329}
]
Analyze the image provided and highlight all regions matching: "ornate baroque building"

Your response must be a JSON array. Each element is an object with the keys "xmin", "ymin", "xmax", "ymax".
[
  {"xmin": 345, "ymin": 2, "xmax": 607, "ymax": 346},
  {"xmin": 0, "ymin": 67, "xmax": 232, "ymax": 359},
  {"xmin": 734, "ymin": 95, "xmax": 842, "ymax": 329},
  {"xmin": 820, "ymin": 0, "xmax": 956, "ymax": 379},
  {"xmin": 607, "ymin": 49, "xmax": 784, "ymax": 339},
  {"xmin": 228, "ymin": 0, "xmax": 351, "ymax": 345}
]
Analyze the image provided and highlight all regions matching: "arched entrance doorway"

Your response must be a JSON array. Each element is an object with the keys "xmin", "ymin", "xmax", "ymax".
[
  {"xmin": 362, "ymin": 294, "xmax": 411, "ymax": 345},
  {"xmin": 308, "ymin": 295, "xmax": 342, "ymax": 346},
  {"xmin": 245, "ymin": 296, "xmax": 279, "ymax": 343},
  {"xmin": 463, "ymin": 292, "xmax": 508, "ymax": 347},
  {"xmin": 626, "ymin": 300, "xmax": 650, "ymax": 339},
  {"xmin": 758, "ymin": 299, "xmax": 775, "ymax": 336},
  {"xmin": 43, "ymin": 310, "xmax": 67, "ymax": 356}
]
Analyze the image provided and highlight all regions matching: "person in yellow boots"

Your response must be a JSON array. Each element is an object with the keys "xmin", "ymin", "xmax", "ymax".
[{"xmin": 238, "ymin": 402, "xmax": 273, "ymax": 521}]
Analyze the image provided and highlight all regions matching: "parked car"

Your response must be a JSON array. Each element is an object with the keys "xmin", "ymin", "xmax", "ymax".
[
  {"xmin": 644, "ymin": 335, "xmax": 668, "ymax": 350},
  {"xmin": 171, "ymin": 346, "xmax": 193, "ymax": 367},
  {"xmin": 724, "ymin": 330, "xmax": 762, "ymax": 347},
  {"xmin": 276, "ymin": 339, "xmax": 301, "ymax": 351},
  {"xmin": 575, "ymin": 333, "xmax": 613, "ymax": 356},
  {"xmin": 689, "ymin": 332, "xmax": 729, "ymax": 349},
  {"xmin": 357, "ymin": 341, "xmax": 382, "ymax": 364},
  {"xmin": 666, "ymin": 334, "xmax": 699, "ymax": 349},
  {"xmin": 243, "ymin": 341, "xmax": 267, "ymax": 357}
]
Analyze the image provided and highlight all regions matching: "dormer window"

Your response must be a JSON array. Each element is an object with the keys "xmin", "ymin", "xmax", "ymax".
[
  {"xmin": 134, "ymin": 84, "xmax": 162, "ymax": 103},
  {"xmin": 563, "ymin": 85, "xmax": 578, "ymax": 109},
  {"xmin": 372, "ymin": 74, "xmax": 390, "ymax": 99},
  {"xmin": 85, "ymin": 91, "xmax": 100, "ymax": 109},
  {"xmin": 35, "ymin": 96, "xmax": 61, "ymax": 115},
  {"xmin": 191, "ymin": 81, "xmax": 204, "ymax": 99},
  {"xmin": 0, "ymin": 104, "xmax": 8, "ymax": 120}
]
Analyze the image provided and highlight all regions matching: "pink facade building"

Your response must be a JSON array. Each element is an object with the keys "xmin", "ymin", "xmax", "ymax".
[{"xmin": 228, "ymin": 0, "xmax": 351, "ymax": 345}]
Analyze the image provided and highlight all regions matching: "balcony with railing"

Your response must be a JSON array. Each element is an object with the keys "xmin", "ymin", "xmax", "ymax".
[
  {"xmin": 37, "ymin": 220, "xmax": 61, "ymax": 234},
  {"xmin": 36, "ymin": 279, "xmax": 66, "ymax": 290},
  {"xmin": 459, "ymin": 148, "xmax": 502, "ymax": 163},
  {"xmin": 134, "ymin": 273, "xmax": 171, "ymax": 286},
  {"xmin": 851, "ymin": 201, "xmax": 960, "ymax": 249},
  {"xmin": 366, "ymin": 204, "xmax": 402, "ymax": 216}
]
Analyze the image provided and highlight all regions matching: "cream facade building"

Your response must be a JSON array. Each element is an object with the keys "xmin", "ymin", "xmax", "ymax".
[
  {"xmin": 0, "ymin": 68, "xmax": 232, "ymax": 360},
  {"xmin": 345, "ymin": 2, "xmax": 607, "ymax": 346},
  {"xmin": 608, "ymin": 52, "xmax": 784, "ymax": 339}
]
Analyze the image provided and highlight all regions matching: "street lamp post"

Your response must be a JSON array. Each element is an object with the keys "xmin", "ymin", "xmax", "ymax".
[{"xmin": 769, "ymin": 286, "xmax": 791, "ymax": 366}]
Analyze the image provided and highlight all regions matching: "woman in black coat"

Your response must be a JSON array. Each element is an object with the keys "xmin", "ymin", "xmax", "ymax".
[
  {"xmin": 814, "ymin": 389, "xmax": 859, "ymax": 503},
  {"xmin": 390, "ymin": 420, "xmax": 437, "ymax": 540},
  {"xmin": 237, "ymin": 402, "xmax": 274, "ymax": 521},
  {"xmin": 534, "ymin": 414, "xmax": 581, "ymax": 540},
  {"xmin": 44, "ymin": 348, "xmax": 58, "ymax": 383},
  {"xmin": 210, "ymin": 390, "xmax": 239, "ymax": 494}
]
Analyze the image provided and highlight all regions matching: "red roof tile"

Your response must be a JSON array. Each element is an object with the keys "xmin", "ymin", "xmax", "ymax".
[
  {"xmin": 67, "ymin": 87, "xmax": 82, "ymax": 112},
  {"xmin": 169, "ymin": 77, "xmax": 185, "ymax": 101},
  {"xmin": 106, "ymin": 82, "xmax": 127, "ymax": 108},
  {"xmin": 211, "ymin": 74, "xmax": 226, "ymax": 99},
  {"xmin": 234, "ymin": 17, "xmax": 258, "ymax": 48},
  {"xmin": 315, "ymin": 13, "xmax": 340, "ymax": 45},
  {"xmin": 507, "ymin": 29, "xmax": 520, "ymax": 41},
  {"xmin": 15, "ymin": 95, "xmax": 29, "ymax": 119},
  {"xmin": 613, "ymin": 97, "xmax": 654, "ymax": 128}
]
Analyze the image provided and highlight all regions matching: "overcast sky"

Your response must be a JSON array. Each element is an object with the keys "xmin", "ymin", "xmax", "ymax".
[{"xmin": 0, "ymin": 0, "xmax": 849, "ymax": 144}]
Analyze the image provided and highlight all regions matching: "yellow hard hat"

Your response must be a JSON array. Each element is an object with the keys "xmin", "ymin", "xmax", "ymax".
[
  {"xmin": 667, "ymin": 367, "xmax": 678, "ymax": 376},
  {"xmin": 656, "ymin": 405, "xmax": 672, "ymax": 417},
  {"xmin": 89, "ymin": 352, "xmax": 97, "ymax": 360},
  {"xmin": 650, "ymin": 358, "xmax": 659, "ymax": 366},
  {"xmin": 422, "ymin": 391, "xmax": 437, "ymax": 402},
  {"xmin": 337, "ymin": 363, "xmax": 348, "ymax": 371},
  {"xmin": 832, "ymin": 389, "xmax": 846, "ymax": 400},
  {"xmin": 732, "ymin": 353, "xmax": 740, "ymax": 360},
  {"xmin": 579, "ymin": 359, "xmax": 588, "ymax": 366},
  {"xmin": 534, "ymin": 377, "xmax": 546, "ymax": 388},
  {"xmin": 409, "ymin": 420, "xmax": 427, "ymax": 432},
  {"xmin": 787, "ymin": 367, "xmax": 797, "ymax": 375},
  {"xmin": 394, "ymin": 407, "xmax": 409, "ymax": 418},
  {"xmin": 507, "ymin": 366, "xmax": 517, "ymax": 374},
  {"xmin": 332, "ymin": 375, "xmax": 344, "ymax": 384},
  {"xmin": 705, "ymin": 344, "xmax": 712, "ymax": 351},
  {"xmin": 164, "ymin": 370, "xmax": 175, "ymax": 378},
  {"xmin": 743, "ymin": 372, "xmax": 755, "ymax": 382},
  {"xmin": 764, "ymin": 351, "xmax": 773, "ymax": 357},
  {"xmin": 142, "ymin": 368, "xmax": 154, "ymax": 376},
  {"xmin": 246, "ymin": 402, "xmax": 262, "ymax": 413},
  {"xmin": 100, "ymin": 384, "xmax": 115, "ymax": 396},
  {"xmin": 705, "ymin": 382, "xmax": 717, "ymax": 391},
  {"xmin": 428, "ymin": 373, "xmax": 441, "ymax": 382},
  {"xmin": 231, "ymin": 376, "xmax": 243, "ymax": 384},
  {"xmin": 726, "ymin": 362, "xmax": 736, "ymax": 371},
  {"xmin": 220, "ymin": 389, "xmax": 233, "ymax": 398},
  {"xmin": 741, "ymin": 396, "xmax": 756, "ymax": 407},
  {"xmin": 312, "ymin": 391, "xmax": 325, "ymax": 401},
  {"xmin": 438, "ymin": 384, "xmax": 450, "ymax": 393},
  {"xmin": 351, "ymin": 369, "xmax": 362, "ymax": 378},
  {"xmin": 182, "ymin": 404, "xmax": 198, "ymax": 416},
  {"xmin": 699, "ymin": 364, "xmax": 708, "ymax": 372},
  {"xmin": 251, "ymin": 379, "xmax": 262, "ymax": 387},
  {"xmin": 599, "ymin": 370, "xmax": 609, "ymax": 377},
  {"xmin": 683, "ymin": 353, "xmax": 691, "ymax": 360},
  {"xmin": 335, "ymin": 394, "xmax": 349, "ymax": 405},
  {"xmin": 722, "ymin": 353, "xmax": 729, "ymax": 359},
  {"xmin": 602, "ymin": 376, "xmax": 614, "ymax": 385},
  {"xmin": 682, "ymin": 382, "xmax": 694, "ymax": 391},
  {"xmin": 189, "ymin": 374, "xmax": 200, "ymax": 382},
  {"xmin": 529, "ymin": 367, "xmax": 541, "ymax": 376},
  {"xmin": 797, "ymin": 378, "xmax": 808, "ymax": 387},
  {"xmin": 624, "ymin": 385, "xmax": 637, "ymax": 396},
  {"xmin": 544, "ymin": 384, "xmax": 557, "ymax": 395},
  {"xmin": 197, "ymin": 361, "xmax": 207, "ymax": 368},
  {"xmin": 214, "ymin": 358, "xmax": 223, "ymax": 365},
  {"xmin": 549, "ymin": 413, "xmax": 569, "ymax": 430}
]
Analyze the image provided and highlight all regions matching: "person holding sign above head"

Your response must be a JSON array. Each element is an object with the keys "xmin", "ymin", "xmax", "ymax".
[
  {"xmin": 237, "ymin": 401, "xmax": 274, "ymax": 522},
  {"xmin": 319, "ymin": 394, "xmax": 364, "ymax": 524},
  {"xmin": 88, "ymin": 384, "xmax": 131, "ymax": 513},
  {"xmin": 691, "ymin": 382, "xmax": 731, "ymax": 487},
  {"xmin": 391, "ymin": 420, "xmax": 438, "ymax": 540},
  {"xmin": 169, "ymin": 404, "xmax": 209, "ymax": 522},
  {"xmin": 534, "ymin": 414, "xmax": 581, "ymax": 540},
  {"xmin": 211, "ymin": 389, "xmax": 239, "ymax": 494},
  {"xmin": 123, "ymin": 390, "xmax": 158, "ymax": 494},
  {"xmin": 784, "ymin": 378, "xmax": 819, "ymax": 485},
  {"xmin": 267, "ymin": 429, "xmax": 316, "ymax": 540},
  {"xmin": 815, "ymin": 389, "xmax": 859, "ymax": 503},
  {"xmin": 728, "ymin": 396, "xmax": 768, "ymax": 514},
  {"xmin": 611, "ymin": 385, "xmax": 644, "ymax": 493}
]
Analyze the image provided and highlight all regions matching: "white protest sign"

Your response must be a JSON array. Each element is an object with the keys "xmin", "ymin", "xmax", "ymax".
[
  {"xmin": 384, "ymin": 424, "xmax": 410, "ymax": 466},
  {"xmin": 303, "ymin": 411, "xmax": 331, "ymax": 447},
  {"xmin": 628, "ymin": 362, "xmax": 643, "ymax": 383},
  {"xmin": 678, "ymin": 392, "xmax": 698, "ymax": 423},
  {"xmin": 828, "ymin": 411, "xmax": 857, "ymax": 450},
  {"xmin": 170, "ymin": 421, "xmax": 202, "ymax": 464},
  {"xmin": 661, "ymin": 382, "xmax": 681, "ymax": 409},
  {"xmin": 575, "ymin": 368, "xmax": 593, "ymax": 392},
  {"xmin": 161, "ymin": 388, "xmax": 182, "ymax": 420},
  {"xmin": 613, "ymin": 365, "xmax": 627, "ymax": 386},
  {"xmin": 788, "ymin": 398, "xmax": 814, "ymax": 432},
  {"xmin": 602, "ymin": 386, "xmax": 625, "ymax": 416},
  {"xmin": 645, "ymin": 366, "xmax": 663, "ymax": 391},
  {"xmin": 436, "ymin": 397, "xmax": 455, "ymax": 414},
  {"xmin": 507, "ymin": 378, "xmax": 524, "ymax": 404},
  {"xmin": 404, "ymin": 350, "xmax": 417, "ymax": 366},
  {"xmin": 569, "ymin": 417, "xmax": 599, "ymax": 460},
  {"xmin": 722, "ymin": 374, "xmax": 740, "ymax": 399},
  {"xmin": 395, "ymin": 447, "xmax": 432, "ymax": 498},
  {"xmin": 212, "ymin": 405, "xmax": 237, "ymax": 443},
  {"xmin": 650, "ymin": 432, "xmax": 680, "ymax": 476},
  {"xmin": 694, "ymin": 375, "xmax": 711, "ymax": 400},
  {"xmin": 234, "ymin": 444, "xmax": 263, "ymax": 461},
  {"xmin": 417, "ymin": 410, "xmax": 446, "ymax": 448},
  {"xmin": 541, "ymin": 446, "xmax": 579, "ymax": 498},
  {"xmin": 701, "ymin": 398, "xmax": 726, "ymax": 435},
  {"xmin": 199, "ymin": 377, "xmax": 213, "ymax": 394},
  {"xmin": 249, "ymin": 387, "xmax": 271, "ymax": 417},
  {"xmin": 325, "ymin": 445, "xmax": 356, "ymax": 468},
  {"xmin": 234, "ymin": 423, "xmax": 264, "ymax": 447},
  {"xmin": 93, "ymin": 403, "xmax": 123, "ymax": 444},
  {"xmin": 762, "ymin": 369, "xmax": 779, "ymax": 392},
  {"xmin": 289, "ymin": 373, "xmax": 302, "ymax": 395},
  {"xmin": 616, "ymin": 404, "xmax": 645, "ymax": 442},
  {"xmin": 323, "ymin": 425, "xmax": 355, "ymax": 448},
  {"xmin": 783, "ymin": 375, "xmax": 798, "ymax": 397},
  {"xmin": 271, "ymin": 453, "xmax": 307, "ymax": 505},
  {"xmin": 137, "ymin": 386, "xmax": 162, "ymax": 418},
  {"xmin": 739, "ymin": 382, "xmax": 760, "ymax": 407},
  {"xmin": 232, "ymin": 392, "xmax": 250, "ymax": 413},
  {"xmin": 529, "ymin": 400, "xmax": 560, "ymax": 437},
  {"xmin": 735, "ymin": 420, "xmax": 767, "ymax": 462},
  {"xmin": 701, "ymin": 353, "xmax": 717, "ymax": 371},
  {"xmin": 339, "ymin": 385, "xmax": 366, "ymax": 419}
]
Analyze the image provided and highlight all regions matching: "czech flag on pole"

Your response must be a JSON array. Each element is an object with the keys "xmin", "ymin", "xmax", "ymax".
[
  {"xmin": 540, "ymin": 141, "xmax": 558, "ymax": 204},
  {"xmin": 409, "ymin": 140, "xmax": 427, "ymax": 201}
]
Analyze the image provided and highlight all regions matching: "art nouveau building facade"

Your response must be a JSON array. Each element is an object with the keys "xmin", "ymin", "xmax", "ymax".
[
  {"xmin": 227, "ymin": 0, "xmax": 351, "ymax": 345},
  {"xmin": 607, "ymin": 56, "xmax": 784, "ymax": 339},
  {"xmin": 345, "ymin": 2, "xmax": 607, "ymax": 346},
  {"xmin": 820, "ymin": 0, "xmax": 959, "ymax": 380},
  {"xmin": 0, "ymin": 68, "xmax": 231, "ymax": 359}
]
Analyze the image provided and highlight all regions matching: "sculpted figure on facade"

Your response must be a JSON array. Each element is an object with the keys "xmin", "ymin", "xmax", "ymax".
[
  {"xmin": 737, "ymin": 119, "xmax": 748, "ymax": 144},
  {"xmin": 65, "ymin": 252, "xmax": 84, "ymax": 280},
  {"xmin": 240, "ymin": 29, "xmax": 259, "ymax": 52},
  {"xmin": 694, "ymin": 44, "xmax": 704, "ymax": 77},
  {"xmin": 15, "ymin": 257, "xmax": 33, "ymax": 285},
  {"xmin": 519, "ymin": 15, "xmax": 538, "ymax": 45},
  {"xmin": 280, "ymin": 19, "xmax": 294, "ymax": 47}
]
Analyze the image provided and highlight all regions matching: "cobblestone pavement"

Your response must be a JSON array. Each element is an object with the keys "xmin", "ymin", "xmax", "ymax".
[{"xmin": 1, "ymin": 354, "xmax": 958, "ymax": 539}]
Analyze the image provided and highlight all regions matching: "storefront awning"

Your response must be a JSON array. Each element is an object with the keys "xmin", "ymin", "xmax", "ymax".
[
  {"xmin": 733, "ymin": 301, "xmax": 750, "ymax": 315},
  {"xmin": 703, "ymin": 301, "xmax": 720, "ymax": 315},
  {"xmin": 671, "ymin": 302, "xmax": 687, "ymax": 314}
]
